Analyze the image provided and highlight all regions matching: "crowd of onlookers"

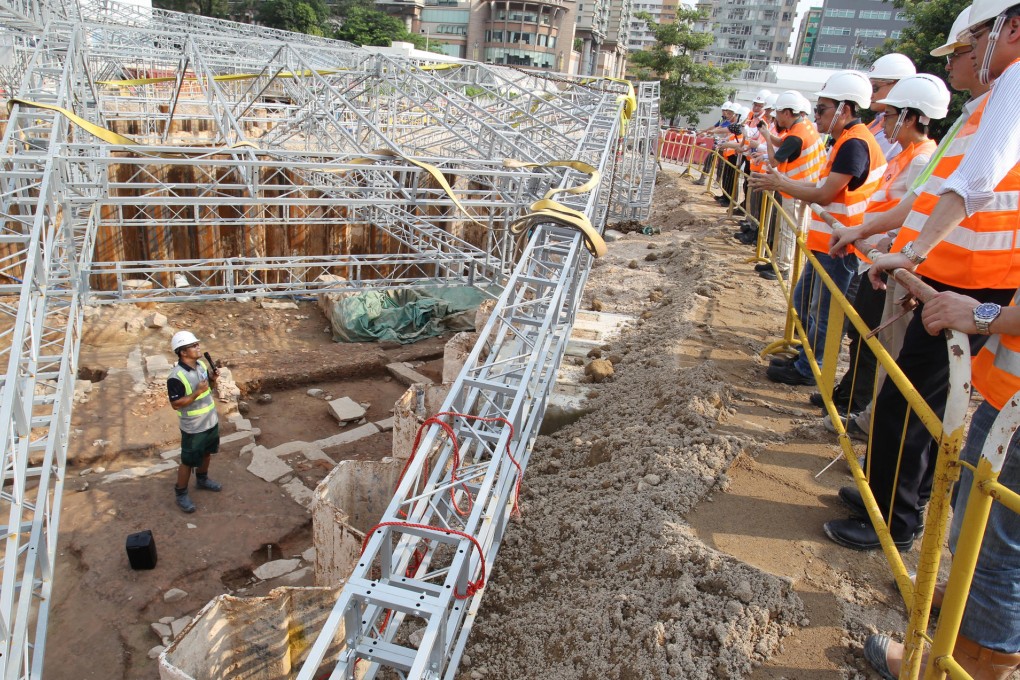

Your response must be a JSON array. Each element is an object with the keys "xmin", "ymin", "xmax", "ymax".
[{"xmin": 680, "ymin": 0, "xmax": 1020, "ymax": 676}]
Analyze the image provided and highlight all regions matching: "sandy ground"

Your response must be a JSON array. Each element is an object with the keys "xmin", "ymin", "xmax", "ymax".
[{"xmin": 42, "ymin": 167, "xmax": 930, "ymax": 679}]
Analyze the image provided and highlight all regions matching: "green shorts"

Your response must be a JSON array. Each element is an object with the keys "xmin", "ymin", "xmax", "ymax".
[{"xmin": 180, "ymin": 424, "xmax": 220, "ymax": 467}]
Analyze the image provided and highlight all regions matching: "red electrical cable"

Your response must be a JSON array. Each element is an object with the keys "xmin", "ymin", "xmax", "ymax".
[{"xmin": 435, "ymin": 411, "xmax": 522, "ymax": 516}]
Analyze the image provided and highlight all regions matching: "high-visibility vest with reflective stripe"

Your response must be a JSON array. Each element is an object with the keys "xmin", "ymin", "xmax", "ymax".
[
  {"xmin": 777, "ymin": 117, "xmax": 825, "ymax": 200},
  {"xmin": 866, "ymin": 139, "xmax": 937, "ymax": 214},
  {"xmin": 807, "ymin": 124, "xmax": 887, "ymax": 253},
  {"xmin": 722, "ymin": 132, "xmax": 739, "ymax": 159},
  {"xmin": 896, "ymin": 90, "xmax": 1020, "ymax": 289},
  {"xmin": 749, "ymin": 122, "xmax": 780, "ymax": 173},
  {"xmin": 170, "ymin": 359, "xmax": 218, "ymax": 434},
  {"xmin": 867, "ymin": 113, "xmax": 884, "ymax": 136},
  {"xmin": 973, "ymin": 288, "xmax": 1020, "ymax": 410}
]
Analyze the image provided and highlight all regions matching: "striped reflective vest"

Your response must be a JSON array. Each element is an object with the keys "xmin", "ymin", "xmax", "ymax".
[
  {"xmin": 777, "ymin": 117, "xmax": 825, "ymax": 200},
  {"xmin": 866, "ymin": 139, "xmax": 937, "ymax": 214},
  {"xmin": 748, "ymin": 121, "xmax": 780, "ymax": 173},
  {"xmin": 807, "ymin": 124, "xmax": 887, "ymax": 253},
  {"xmin": 169, "ymin": 359, "xmax": 218, "ymax": 434},
  {"xmin": 973, "ymin": 289, "xmax": 1020, "ymax": 410},
  {"xmin": 896, "ymin": 92, "xmax": 1020, "ymax": 289}
]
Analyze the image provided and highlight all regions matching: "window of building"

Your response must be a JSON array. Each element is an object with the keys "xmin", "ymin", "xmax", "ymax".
[
  {"xmin": 816, "ymin": 43, "xmax": 846, "ymax": 53},
  {"xmin": 858, "ymin": 9, "xmax": 891, "ymax": 19},
  {"xmin": 890, "ymin": 29, "xmax": 902, "ymax": 39},
  {"xmin": 821, "ymin": 25, "xmax": 851, "ymax": 35},
  {"xmin": 855, "ymin": 27, "xmax": 887, "ymax": 37},
  {"xmin": 824, "ymin": 8, "xmax": 855, "ymax": 18},
  {"xmin": 814, "ymin": 60, "xmax": 842, "ymax": 68},
  {"xmin": 421, "ymin": 8, "xmax": 469, "ymax": 22}
]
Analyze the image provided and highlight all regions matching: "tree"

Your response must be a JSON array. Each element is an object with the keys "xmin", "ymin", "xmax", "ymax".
[
  {"xmin": 153, "ymin": 0, "xmax": 229, "ymax": 18},
  {"xmin": 333, "ymin": 5, "xmax": 415, "ymax": 46},
  {"xmin": 871, "ymin": 0, "xmax": 970, "ymax": 140},
  {"xmin": 257, "ymin": 0, "xmax": 331, "ymax": 36},
  {"xmin": 629, "ymin": 8, "xmax": 745, "ymax": 126}
]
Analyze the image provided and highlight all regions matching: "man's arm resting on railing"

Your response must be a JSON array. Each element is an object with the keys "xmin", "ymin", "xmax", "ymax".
[
  {"xmin": 922, "ymin": 290, "xmax": 1020, "ymax": 336},
  {"xmin": 748, "ymin": 164, "xmax": 851, "ymax": 205},
  {"xmin": 828, "ymin": 193, "xmax": 917, "ymax": 256}
]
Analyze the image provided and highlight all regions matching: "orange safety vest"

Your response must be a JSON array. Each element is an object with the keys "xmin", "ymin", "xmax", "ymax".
[
  {"xmin": 896, "ymin": 90, "xmax": 1020, "ymax": 289},
  {"xmin": 972, "ymin": 288, "xmax": 1020, "ymax": 409},
  {"xmin": 777, "ymin": 117, "xmax": 825, "ymax": 200},
  {"xmin": 748, "ymin": 121, "xmax": 779, "ymax": 173},
  {"xmin": 722, "ymin": 131, "xmax": 741, "ymax": 159},
  {"xmin": 867, "ymin": 113, "xmax": 885, "ymax": 137},
  {"xmin": 866, "ymin": 138, "xmax": 937, "ymax": 214},
  {"xmin": 807, "ymin": 123, "xmax": 887, "ymax": 252}
]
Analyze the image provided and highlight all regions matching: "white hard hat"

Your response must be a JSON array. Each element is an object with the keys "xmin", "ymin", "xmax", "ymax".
[
  {"xmin": 753, "ymin": 89, "xmax": 772, "ymax": 104},
  {"xmin": 931, "ymin": 5, "xmax": 973, "ymax": 56},
  {"xmin": 966, "ymin": 0, "xmax": 1017, "ymax": 29},
  {"xmin": 732, "ymin": 104, "xmax": 747, "ymax": 118},
  {"xmin": 774, "ymin": 90, "xmax": 801, "ymax": 112},
  {"xmin": 764, "ymin": 93, "xmax": 779, "ymax": 109},
  {"xmin": 721, "ymin": 100, "xmax": 734, "ymax": 111},
  {"xmin": 815, "ymin": 70, "xmax": 872, "ymax": 109},
  {"xmin": 877, "ymin": 74, "xmax": 952, "ymax": 120},
  {"xmin": 867, "ymin": 53, "xmax": 916, "ymax": 80},
  {"xmin": 171, "ymin": 330, "xmax": 199, "ymax": 352},
  {"xmin": 796, "ymin": 94, "xmax": 813, "ymax": 115}
]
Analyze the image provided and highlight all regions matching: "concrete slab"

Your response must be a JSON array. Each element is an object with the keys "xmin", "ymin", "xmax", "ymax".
[
  {"xmin": 282, "ymin": 478, "xmax": 314, "ymax": 508},
  {"xmin": 219, "ymin": 429, "xmax": 257, "ymax": 454},
  {"xmin": 374, "ymin": 417, "xmax": 394, "ymax": 433},
  {"xmin": 160, "ymin": 447, "xmax": 181, "ymax": 461},
  {"xmin": 317, "ymin": 423, "xmax": 380, "ymax": 456},
  {"xmin": 145, "ymin": 354, "xmax": 173, "ymax": 380},
  {"xmin": 386, "ymin": 362, "xmax": 435, "ymax": 387},
  {"xmin": 247, "ymin": 447, "xmax": 292, "ymax": 483},
  {"xmin": 327, "ymin": 396, "xmax": 366, "ymax": 424},
  {"xmin": 253, "ymin": 558, "xmax": 301, "ymax": 580},
  {"xmin": 103, "ymin": 460, "xmax": 178, "ymax": 483}
]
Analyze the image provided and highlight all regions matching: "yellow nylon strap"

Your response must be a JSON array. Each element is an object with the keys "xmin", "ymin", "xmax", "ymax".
[
  {"xmin": 604, "ymin": 77, "xmax": 637, "ymax": 120},
  {"xmin": 508, "ymin": 197, "xmax": 607, "ymax": 258},
  {"xmin": 341, "ymin": 148, "xmax": 486, "ymax": 227},
  {"xmin": 501, "ymin": 159, "xmax": 601, "ymax": 200},
  {"xmin": 8, "ymin": 98, "xmax": 261, "ymax": 154},
  {"xmin": 415, "ymin": 63, "xmax": 462, "ymax": 72},
  {"xmin": 97, "ymin": 68, "xmax": 346, "ymax": 87}
]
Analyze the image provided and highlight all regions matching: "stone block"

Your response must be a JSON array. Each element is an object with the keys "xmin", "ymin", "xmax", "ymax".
[
  {"xmin": 163, "ymin": 588, "xmax": 188, "ymax": 603},
  {"xmin": 327, "ymin": 396, "xmax": 366, "ymax": 424},
  {"xmin": 386, "ymin": 362, "xmax": 435, "ymax": 387},
  {"xmin": 144, "ymin": 312, "xmax": 168, "ymax": 328},
  {"xmin": 103, "ymin": 460, "xmax": 178, "ymax": 483},
  {"xmin": 219, "ymin": 429, "xmax": 256, "ymax": 454},
  {"xmin": 282, "ymin": 478, "xmax": 314, "ymax": 508},
  {"xmin": 374, "ymin": 417, "xmax": 394, "ymax": 433},
  {"xmin": 145, "ymin": 354, "xmax": 173, "ymax": 379},
  {"xmin": 253, "ymin": 558, "xmax": 301, "ymax": 581},
  {"xmin": 247, "ymin": 447, "xmax": 292, "ymax": 483},
  {"xmin": 151, "ymin": 622, "xmax": 172, "ymax": 640}
]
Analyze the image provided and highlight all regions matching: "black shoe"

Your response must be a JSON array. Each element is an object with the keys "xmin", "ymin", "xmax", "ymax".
[
  {"xmin": 769, "ymin": 355, "xmax": 796, "ymax": 367},
  {"xmin": 809, "ymin": 390, "xmax": 852, "ymax": 416},
  {"xmin": 809, "ymin": 392, "xmax": 825, "ymax": 409},
  {"xmin": 692, "ymin": 178, "xmax": 706, "ymax": 186},
  {"xmin": 838, "ymin": 485, "xmax": 867, "ymax": 516},
  {"xmin": 715, "ymin": 196, "xmax": 730, "ymax": 205},
  {"xmin": 758, "ymin": 269, "xmax": 782, "ymax": 280},
  {"xmin": 863, "ymin": 635, "xmax": 897, "ymax": 680},
  {"xmin": 766, "ymin": 362, "xmax": 815, "ymax": 386},
  {"xmin": 754, "ymin": 263, "xmax": 772, "ymax": 272},
  {"xmin": 823, "ymin": 518, "xmax": 915, "ymax": 552},
  {"xmin": 738, "ymin": 220, "xmax": 753, "ymax": 231},
  {"xmin": 737, "ymin": 231, "xmax": 758, "ymax": 245}
]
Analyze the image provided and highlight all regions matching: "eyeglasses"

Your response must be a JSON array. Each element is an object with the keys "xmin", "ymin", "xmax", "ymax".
[
  {"xmin": 814, "ymin": 104, "xmax": 833, "ymax": 115},
  {"xmin": 960, "ymin": 22, "xmax": 993, "ymax": 47},
  {"xmin": 182, "ymin": 343, "xmax": 200, "ymax": 351},
  {"xmin": 946, "ymin": 44, "xmax": 975, "ymax": 64}
]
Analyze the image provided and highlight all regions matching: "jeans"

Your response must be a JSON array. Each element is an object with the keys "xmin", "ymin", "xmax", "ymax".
[
  {"xmin": 948, "ymin": 401, "xmax": 1020, "ymax": 652},
  {"xmin": 791, "ymin": 252, "xmax": 859, "ymax": 379}
]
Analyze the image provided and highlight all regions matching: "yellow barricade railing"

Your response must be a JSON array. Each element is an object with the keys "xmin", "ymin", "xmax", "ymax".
[{"xmin": 672, "ymin": 145, "xmax": 1020, "ymax": 680}]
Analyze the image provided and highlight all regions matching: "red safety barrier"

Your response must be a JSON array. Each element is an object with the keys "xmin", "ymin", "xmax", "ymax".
[{"xmin": 658, "ymin": 129, "xmax": 714, "ymax": 164}]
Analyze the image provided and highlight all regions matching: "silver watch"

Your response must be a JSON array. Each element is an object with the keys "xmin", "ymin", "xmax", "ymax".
[
  {"xmin": 900, "ymin": 241, "xmax": 927, "ymax": 266},
  {"xmin": 974, "ymin": 302, "xmax": 1002, "ymax": 335}
]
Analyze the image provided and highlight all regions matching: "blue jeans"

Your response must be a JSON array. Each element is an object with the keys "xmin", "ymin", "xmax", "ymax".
[
  {"xmin": 949, "ymin": 400, "xmax": 1020, "ymax": 652},
  {"xmin": 790, "ymin": 252, "xmax": 858, "ymax": 379}
]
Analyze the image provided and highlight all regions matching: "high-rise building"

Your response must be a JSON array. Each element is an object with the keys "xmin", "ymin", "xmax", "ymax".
[
  {"xmin": 627, "ymin": 0, "xmax": 679, "ymax": 53},
  {"xmin": 696, "ymin": 0, "xmax": 798, "ymax": 79},
  {"xmin": 793, "ymin": 7, "xmax": 821, "ymax": 65},
  {"xmin": 810, "ymin": 0, "xmax": 910, "ymax": 69},
  {"xmin": 599, "ymin": 0, "xmax": 635, "ymax": 76},
  {"xmin": 574, "ymin": 0, "xmax": 612, "ymax": 73},
  {"xmin": 382, "ymin": 0, "xmax": 578, "ymax": 70}
]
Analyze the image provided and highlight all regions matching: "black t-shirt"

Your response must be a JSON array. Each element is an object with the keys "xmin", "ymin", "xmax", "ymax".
[
  {"xmin": 167, "ymin": 361, "xmax": 204, "ymax": 402},
  {"xmin": 829, "ymin": 121, "xmax": 871, "ymax": 191},
  {"xmin": 773, "ymin": 135, "xmax": 803, "ymax": 164}
]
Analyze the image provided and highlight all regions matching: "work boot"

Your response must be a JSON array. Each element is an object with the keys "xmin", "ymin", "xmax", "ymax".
[
  {"xmin": 195, "ymin": 473, "xmax": 222, "ymax": 491},
  {"xmin": 175, "ymin": 486, "xmax": 196, "ymax": 513}
]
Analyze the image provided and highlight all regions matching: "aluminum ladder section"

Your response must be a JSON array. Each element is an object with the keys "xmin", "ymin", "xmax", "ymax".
[
  {"xmin": 0, "ymin": 21, "xmax": 99, "ymax": 680},
  {"xmin": 609, "ymin": 81, "xmax": 661, "ymax": 222},
  {"xmin": 295, "ymin": 95, "xmax": 625, "ymax": 680}
]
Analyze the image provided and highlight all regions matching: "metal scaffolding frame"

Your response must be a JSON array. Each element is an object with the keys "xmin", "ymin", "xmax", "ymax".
[{"xmin": 0, "ymin": 1, "xmax": 658, "ymax": 677}]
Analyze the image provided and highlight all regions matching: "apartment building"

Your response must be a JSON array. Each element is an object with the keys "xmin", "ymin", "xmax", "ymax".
[
  {"xmin": 696, "ymin": 0, "xmax": 798, "ymax": 79},
  {"xmin": 793, "ymin": 6, "xmax": 821, "ymax": 65},
  {"xmin": 810, "ymin": 0, "xmax": 910, "ymax": 69},
  {"xmin": 627, "ymin": 0, "xmax": 679, "ymax": 52}
]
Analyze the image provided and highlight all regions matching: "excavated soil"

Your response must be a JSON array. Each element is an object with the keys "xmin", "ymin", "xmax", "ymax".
[{"xmin": 44, "ymin": 167, "xmax": 928, "ymax": 679}]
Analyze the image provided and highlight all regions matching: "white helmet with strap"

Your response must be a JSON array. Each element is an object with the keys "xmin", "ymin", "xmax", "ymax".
[
  {"xmin": 774, "ymin": 90, "xmax": 802, "ymax": 113},
  {"xmin": 931, "ymin": 5, "xmax": 973, "ymax": 57},
  {"xmin": 965, "ymin": 0, "xmax": 1020, "ymax": 84},
  {"xmin": 814, "ymin": 70, "xmax": 873, "ymax": 108},
  {"xmin": 877, "ymin": 74, "xmax": 952, "ymax": 121},
  {"xmin": 721, "ymin": 100, "xmax": 734, "ymax": 111},
  {"xmin": 867, "ymin": 53, "xmax": 916, "ymax": 80},
  {"xmin": 171, "ymin": 330, "xmax": 199, "ymax": 352},
  {"xmin": 753, "ymin": 89, "xmax": 772, "ymax": 104}
]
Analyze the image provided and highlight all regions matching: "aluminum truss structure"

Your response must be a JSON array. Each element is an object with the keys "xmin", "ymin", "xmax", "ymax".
[{"xmin": 0, "ymin": 1, "xmax": 659, "ymax": 677}]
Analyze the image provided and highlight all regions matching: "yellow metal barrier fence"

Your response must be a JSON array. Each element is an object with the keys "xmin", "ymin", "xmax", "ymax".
[{"xmin": 666, "ymin": 144, "xmax": 1018, "ymax": 680}]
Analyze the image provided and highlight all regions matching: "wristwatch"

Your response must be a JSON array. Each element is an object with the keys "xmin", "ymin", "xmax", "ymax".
[
  {"xmin": 973, "ymin": 302, "xmax": 1002, "ymax": 335},
  {"xmin": 900, "ymin": 241, "xmax": 927, "ymax": 266}
]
